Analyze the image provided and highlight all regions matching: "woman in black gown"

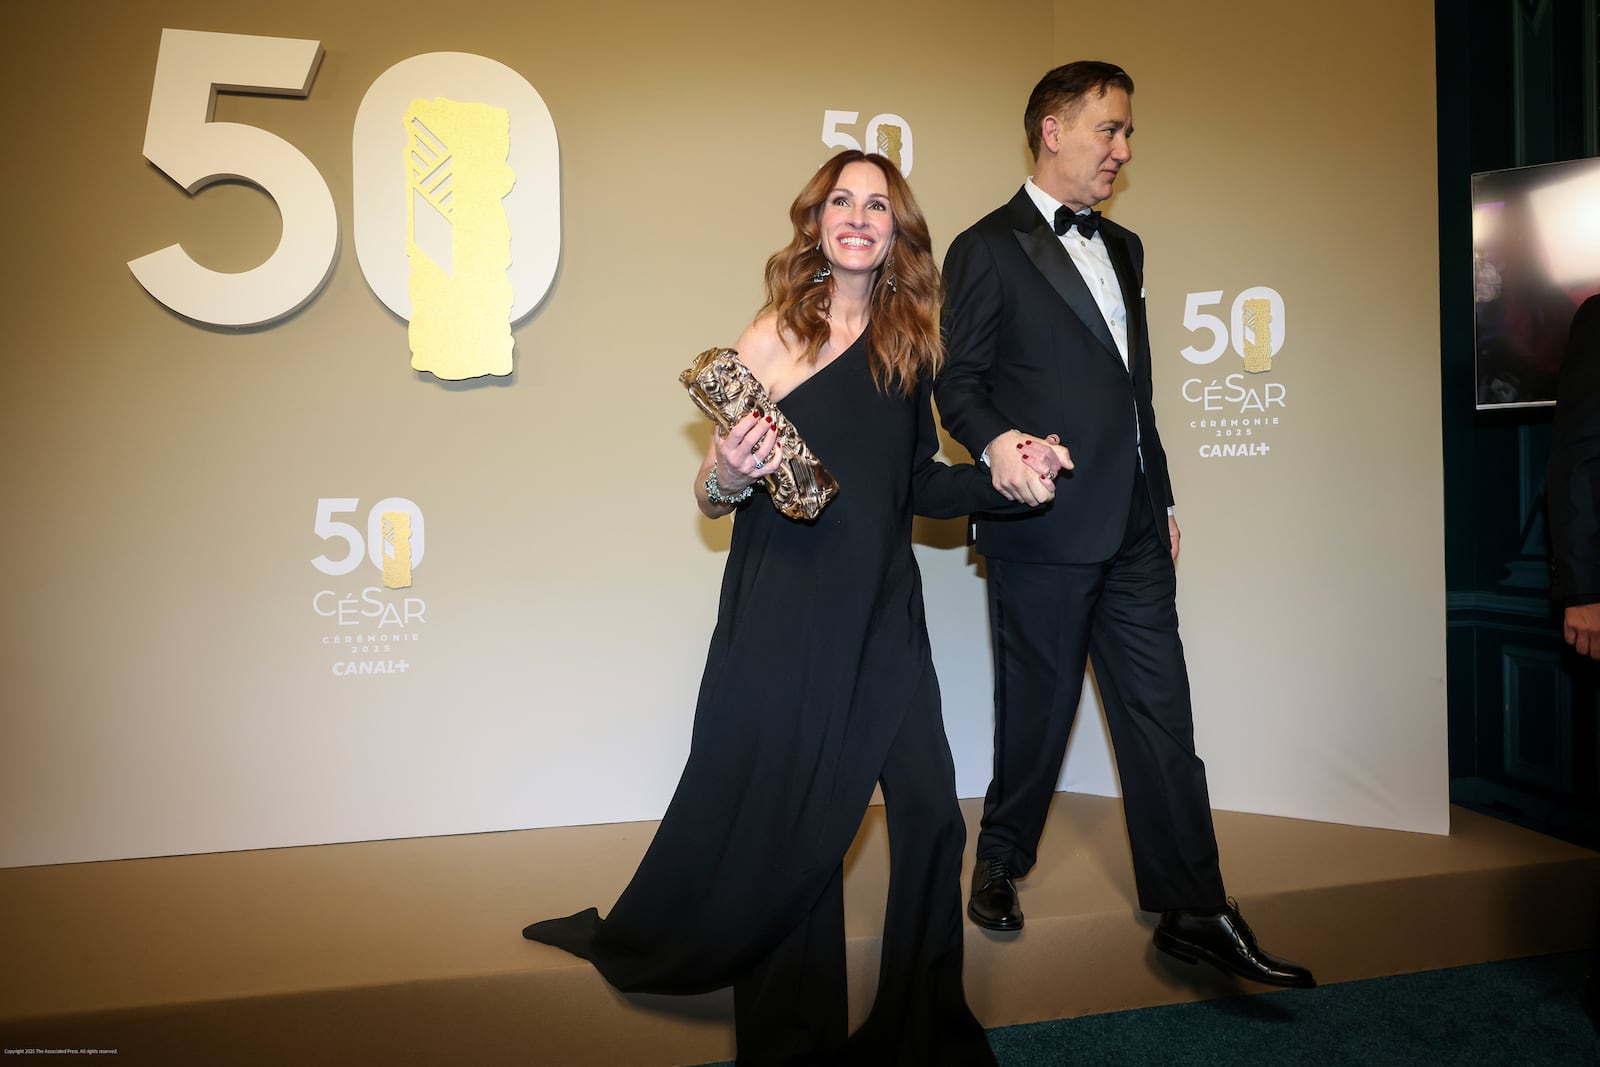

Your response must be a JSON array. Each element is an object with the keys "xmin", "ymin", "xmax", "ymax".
[{"xmin": 524, "ymin": 150, "xmax": 1068, "ymax": 1066}]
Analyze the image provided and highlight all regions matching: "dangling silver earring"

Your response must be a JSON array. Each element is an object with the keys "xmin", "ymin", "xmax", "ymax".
[
  {"xmin": 812, "ymin": 261, "xmax": 831, "ymax": 283},
  {"xmin": 881, "ymin": 254, "xmax": 896, "ymax": 293}
]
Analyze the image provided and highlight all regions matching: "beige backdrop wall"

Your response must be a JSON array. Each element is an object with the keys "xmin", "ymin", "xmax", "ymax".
[
  {"xmin": 0, "ymin": 0, "xmax": 1444, "ymax": 869},
  {"xmin": 1058, "ymin": 0, "xmax": 1447, "ymax": 831}
]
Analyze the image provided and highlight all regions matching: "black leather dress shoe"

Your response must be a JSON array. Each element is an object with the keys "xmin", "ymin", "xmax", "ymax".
[
  {"xmin": 967, "ymin": 857, "xmax": 1023, "ymax": 931},
  {"xmin": 1154, "ymin": 899, "xmax": 1315, "ymax": 988}
]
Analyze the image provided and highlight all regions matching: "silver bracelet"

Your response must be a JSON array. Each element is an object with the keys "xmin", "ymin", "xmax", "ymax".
[{"xmin": 705, "ymin": 462, "xmax": 754, "ymax": 506}]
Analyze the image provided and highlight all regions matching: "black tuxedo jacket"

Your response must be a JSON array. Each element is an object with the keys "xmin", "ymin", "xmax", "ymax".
[
  {"xmin": 1549, "ymin": 295, "xmax": 1600, "ymax": 606},
  {"xmin": 936, "ymin": 186, "xmax": 1175, "ymax": 564}
]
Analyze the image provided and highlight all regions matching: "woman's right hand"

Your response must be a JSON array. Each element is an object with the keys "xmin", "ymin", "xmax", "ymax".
[
  {"xmin": 1020, "ymin": 433, "xmax": 1073, "ymax": 481},
  {"xmin": 714, "ymin": 411, "xmax": 781, "ymax": 492}
]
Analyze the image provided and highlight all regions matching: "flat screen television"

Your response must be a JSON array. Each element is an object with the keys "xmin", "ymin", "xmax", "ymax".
[{"xmin": 1472, "ymin": 155, "xmax": 1600, "ymax": 408}]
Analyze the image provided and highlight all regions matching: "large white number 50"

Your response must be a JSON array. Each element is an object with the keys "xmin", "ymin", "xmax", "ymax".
[{"xmin": 128, "ymin": 28, "xmax": 338, "ymax": 328}]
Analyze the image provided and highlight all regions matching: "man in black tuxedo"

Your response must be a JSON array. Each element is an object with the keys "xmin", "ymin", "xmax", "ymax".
[
  {"xmin": 1550, "ymin": 295, "xmax": 1600, "ymax": 656},
  {"xmin": 1545, "ymin": 295, "xmax": 1600, "ymax": 1031},
  {"xmin": 935, "ymin": 61, "xmax": 1312, "ymax": 988}
]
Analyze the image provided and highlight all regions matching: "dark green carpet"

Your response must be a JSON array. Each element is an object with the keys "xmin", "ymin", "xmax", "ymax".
[{"xmin": 695, "ymin": 952, "xmax": 1599, "ymax": 1065}]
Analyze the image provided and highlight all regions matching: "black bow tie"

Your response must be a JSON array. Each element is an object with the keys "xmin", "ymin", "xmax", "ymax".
[{"xmin": 1054, "ymin": 206, "xmax": 1101, "ymax": 238}]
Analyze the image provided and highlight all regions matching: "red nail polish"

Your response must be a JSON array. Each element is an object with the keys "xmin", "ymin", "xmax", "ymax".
[
  {"xmin": 753, "ymin": 408, "xmax": 763, "ymax": 419},
  {"xmin": 1015, "ymin": 442, "xmax": 1024, "ymax": 450}
]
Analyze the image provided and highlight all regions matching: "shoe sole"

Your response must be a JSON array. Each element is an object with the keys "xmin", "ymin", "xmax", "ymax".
[
  {"xmin": 967, "ymin": 902, "xmax": 1023, "ymax": 932},
  {"xmin": 1152, "ymin": 929, "xmax": 1316, "ymax": 989}
]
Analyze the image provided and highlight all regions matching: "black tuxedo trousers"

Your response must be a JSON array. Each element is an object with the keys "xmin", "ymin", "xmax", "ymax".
[{"xmin": 980, "ymin": 472, "xmax": 1226, "ymax": 914}]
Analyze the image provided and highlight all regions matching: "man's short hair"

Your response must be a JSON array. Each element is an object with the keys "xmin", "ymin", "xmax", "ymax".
[{"xmin": 1025, "ymin": 61, "xmax": 1135, "ymax": 159}]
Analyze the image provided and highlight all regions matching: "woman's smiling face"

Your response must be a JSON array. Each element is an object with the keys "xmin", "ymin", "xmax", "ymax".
[{"xmin": 817, "ymin": 160, "xmax": 895, "ymax": 276}]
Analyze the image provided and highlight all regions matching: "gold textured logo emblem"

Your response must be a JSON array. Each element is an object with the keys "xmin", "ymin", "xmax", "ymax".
[
  {"xmin": 1241, "ymin": 296, "xmax": 1273, "ymax": 373},
  {"xmin": 875, "ymin": 123, "xmax": 904, "ymax": 172},
  {"xmin": 382, "ymin": 511, "xmax": 414, "ymax": 589},
  {"xmin": 405, "ymin": 97, "xmax": 516, "ymax": 380}
]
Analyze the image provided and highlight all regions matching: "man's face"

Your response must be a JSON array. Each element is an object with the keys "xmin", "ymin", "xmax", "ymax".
[{"xmin": 1049, "ymin": 87, "xmax": 1133, "ymax": 211}]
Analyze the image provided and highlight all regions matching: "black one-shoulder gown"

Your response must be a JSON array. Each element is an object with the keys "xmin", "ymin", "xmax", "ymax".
[{"xmin": 525, "ymin": 331, "xmax": 1008, "ymax": 1066}]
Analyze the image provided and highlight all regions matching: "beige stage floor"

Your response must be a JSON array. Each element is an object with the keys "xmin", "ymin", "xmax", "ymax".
[{"xmin": 2, "ymin": 794, "xmax": 1597, "ymax": 1066}]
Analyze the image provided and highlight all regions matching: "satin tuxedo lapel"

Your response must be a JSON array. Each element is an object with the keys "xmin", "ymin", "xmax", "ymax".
[
  {"xmin": 1007, "ymin": 194, "xmax": 1122, "ymax": 368},
  {"xmin": 1103, "ymin": 230, "xmax": 1144, "ymax": 378}
]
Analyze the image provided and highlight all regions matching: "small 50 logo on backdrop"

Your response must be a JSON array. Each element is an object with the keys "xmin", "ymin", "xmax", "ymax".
[
  {"xmin": 310, "ymin": 497, "xmax": 428, "ymax": 677},
  {"xmin": 1174, "ymin": 286, "xmax": 1291, "ymax": 460},
  {"xmin": 128, "ymin": 28, "xmax": 559, "ymax": 381},
  {"xmin": 822, "ymin": 110, "xmax": 914, "ymax": 174},
  {"xmin": 311, "ymin": 497, "xmax": 425, "ymax": 588},
  {"xmin": 1178, "ymin": 287, "xmax": 1285, "ymax": 371}
]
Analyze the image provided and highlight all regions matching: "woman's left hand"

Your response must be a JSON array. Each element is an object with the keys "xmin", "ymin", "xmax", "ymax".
[{"xmin": 715, "ymin": 411, "xmax": 782, "ymax": 491}]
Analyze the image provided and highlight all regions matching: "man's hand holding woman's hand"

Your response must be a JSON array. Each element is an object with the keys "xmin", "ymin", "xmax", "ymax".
[{"xmin": 987, "ymin": 429, "xmax": 1074, "ymax": 507}]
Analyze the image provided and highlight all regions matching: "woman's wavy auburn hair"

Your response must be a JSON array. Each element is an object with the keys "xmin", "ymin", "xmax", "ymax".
[{"xmin": 759, "ymin": 151, "xmax": 941, "ymax": 397}]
